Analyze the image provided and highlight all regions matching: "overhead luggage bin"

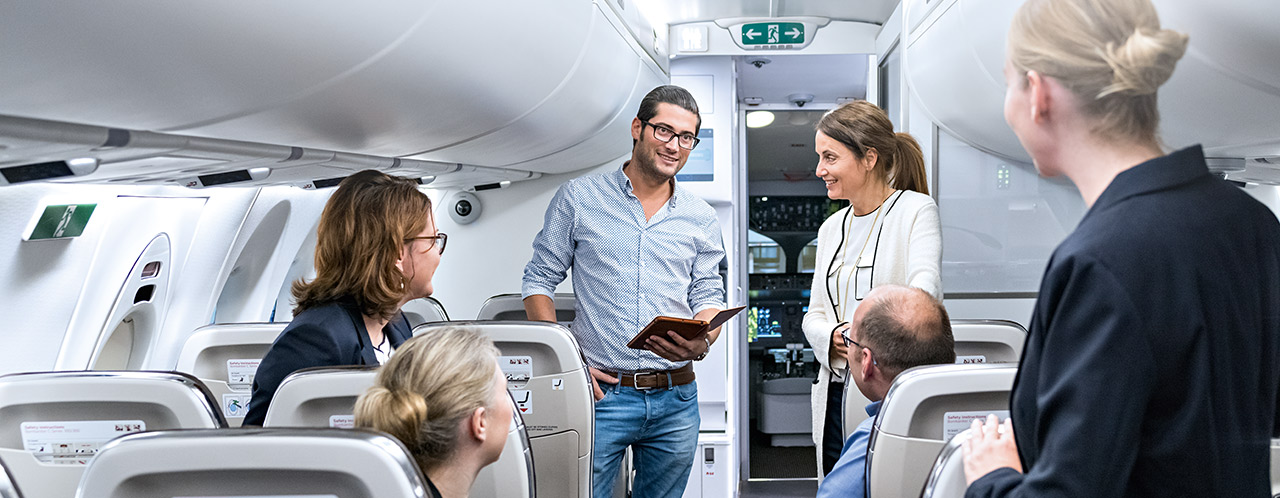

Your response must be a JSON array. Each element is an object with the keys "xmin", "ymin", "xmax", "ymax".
[
  {"xmin": 867, "ymin": 363, "xmax": 1016, "ymax": 498},
  {"xmin": 416, "ymin": 320, "xmax": 593, "ymax": 498},
  {"xmin": 175, "ymin": 322, "xmax": 286, "ymax": 426},
  {"xmin": 0, "ymin": 371, "xmax": 224, "ymax": 498},
  {"xmin": 76, "ymin": 428, "xmax": 428, "ymax": 498},
  {"xmin": 0, "ymin": 1, "xmax": 667, "ymax": 176},
  {"xmin": 904, "ymin": 0, "xmax": 1280, "ymax": 174}
]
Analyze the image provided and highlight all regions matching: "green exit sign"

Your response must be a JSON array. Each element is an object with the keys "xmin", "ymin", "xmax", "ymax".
[
  {"xmin": 26, "ymin": 203, "xmax": 96, "ymax": 240},
  {"xmin": 741, "ymin": 22, "xmax": 804, "ymax": 46}
]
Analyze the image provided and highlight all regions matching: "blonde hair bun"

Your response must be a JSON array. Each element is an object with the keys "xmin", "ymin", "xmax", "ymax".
[{"xmin": 1100, "ymin": 27, "xmax": 1190, "ymax": 98}]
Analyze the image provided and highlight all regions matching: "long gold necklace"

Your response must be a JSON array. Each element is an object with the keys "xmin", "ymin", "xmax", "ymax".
[{"xmin": 832, "ymin": 190, "xmax": 894, "ymax": 322}]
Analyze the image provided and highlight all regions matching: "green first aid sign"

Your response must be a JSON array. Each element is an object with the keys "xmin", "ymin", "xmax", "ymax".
[
  {"xmin": 741, "ymin": 22, "xmax": 804, "ymax": 46},
  {"xmin": 28, "ymin": 204, "xmax": 96, "ymax": 240}
]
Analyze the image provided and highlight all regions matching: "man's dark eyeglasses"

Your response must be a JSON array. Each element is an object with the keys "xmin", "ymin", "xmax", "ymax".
[
  {"xmin": 405, "ymin": 233, "xmax": 447, "ymax": 255},
  {"xmin": 642, "ymin": 121, "xmax": 700, "ymax": 150},
  {"xmin": 840, "ymin": 326, "xmax": 878, "ymax": 366}
]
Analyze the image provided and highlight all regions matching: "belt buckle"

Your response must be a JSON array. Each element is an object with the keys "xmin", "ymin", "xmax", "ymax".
[{"xmin": 632, "ymin": 372, "xmax": 655, "ymax": 390}]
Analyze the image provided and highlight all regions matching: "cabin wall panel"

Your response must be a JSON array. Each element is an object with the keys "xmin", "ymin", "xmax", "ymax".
[{"xmin": 427, "ymin": 161, "xmax": 618, "ymax": 321}]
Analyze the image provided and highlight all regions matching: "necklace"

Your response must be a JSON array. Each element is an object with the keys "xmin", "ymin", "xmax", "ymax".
[{"xmin": 830, "ymin": 190, "xmax": 896, "ymax": 322}]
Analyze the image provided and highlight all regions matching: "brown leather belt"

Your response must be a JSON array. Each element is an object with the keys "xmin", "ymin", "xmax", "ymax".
[{"xmin": 605, "ymin": 364, "xmax": 695, "ymax": 390}]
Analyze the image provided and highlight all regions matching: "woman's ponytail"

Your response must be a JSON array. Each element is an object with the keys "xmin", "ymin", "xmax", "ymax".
[{"xmin": 890, "ymin": 132, "xmax": 929, "ymax": 195}]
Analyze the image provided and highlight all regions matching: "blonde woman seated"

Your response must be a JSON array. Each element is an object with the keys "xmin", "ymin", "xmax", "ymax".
[{"xmin": 354, "ymin": 327, "xmax": 511, "ymax": 498}]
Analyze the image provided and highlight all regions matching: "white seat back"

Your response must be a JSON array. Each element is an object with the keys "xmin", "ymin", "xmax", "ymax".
[
  {"xmin": 416, "ymin": 320, "xmax": 592, "ymax": 498},
  {"xmin": 174, "ymin": 322, "xmax": 286, "ymax": 426},
  {"xmin": 844, "ymin": 320, "xmax": 1025, "ymax": 438},
  {"xmin": 918, "ymin": 428, "xmax": 972, "ymax": 498},
  {"xmin": 0, "ymin": 371, "xmax": 224, "ymax": 498},
  {"xmin": 77, "ymin": 428, "xmax": 427, "ymax": 498},
  {"xmin": 477, "ymin": 293, "xmax": 577, "ymax": 324},
  {"xmin": 951, "ymin": 320, "xmax": 1026, "ymax": 364},
  {"xmin": 262, "ymin": 366, "xmax": 536, "ymax": 498},
  {"xmin": 1271, "ymin": 438, "xmax": 1280, "ymax": 498},
  {"xmin": 868, "ymin": 364, "xmax": 1016, "ymax": 498},
  {"xmin": 0, "ymin": 455, "xmax": 23, "ymax": 498},
  {"xmin": 402, "ymin": 297, "xmax": 450, "ymax": 327},
  {"xmin": 263, "ymin": 366, "xmax": 379, "ymax": 428}
]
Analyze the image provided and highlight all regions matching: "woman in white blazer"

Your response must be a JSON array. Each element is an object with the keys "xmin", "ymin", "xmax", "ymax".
[{"xmin": 802, "ymin": 100, "xmax": 943, "ymax": 477}]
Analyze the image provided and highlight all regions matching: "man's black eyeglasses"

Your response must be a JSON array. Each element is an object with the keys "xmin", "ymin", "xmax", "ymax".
[
  {"xmin": 405, "ymin": 233, "xmax": 447, "ymax": 255},
  {"xmin": 840, "ymin": 326, "xmax": 878, "ymax": 366},
  {"xmin": 642, "ymin": 121, "xmax": 700, "ymax": 150}
]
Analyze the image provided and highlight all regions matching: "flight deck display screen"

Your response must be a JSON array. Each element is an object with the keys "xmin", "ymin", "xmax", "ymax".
[{"xmin": 675, "ymin": 128, "xmax": 714, "ymax": 182}]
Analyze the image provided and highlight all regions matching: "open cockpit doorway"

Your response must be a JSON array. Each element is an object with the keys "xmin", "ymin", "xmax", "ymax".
[{"xmin": 735, "ymin": 54, "xmax": 867, "ymax": 488}]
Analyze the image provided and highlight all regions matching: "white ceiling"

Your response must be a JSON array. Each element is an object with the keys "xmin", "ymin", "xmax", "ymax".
[
  {"xmin": 735, "ymin": 54, "xmax": 868, "ymax": 106},
  {"xmin": 746, "ymin": 110, "xmax": 825, "ymax": 183},
  {"xmin": 737, "ymin": 53, "xmax": 869, "ymax": 184},
  {"xmin": 634, "ymin": 0, "xmax": 899, "ymax": 27}
]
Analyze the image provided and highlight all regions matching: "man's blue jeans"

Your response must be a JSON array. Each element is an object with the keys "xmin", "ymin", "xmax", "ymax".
[{"xmin": 592, "ymin": 379, "xmax": 700, "ymax": 498}]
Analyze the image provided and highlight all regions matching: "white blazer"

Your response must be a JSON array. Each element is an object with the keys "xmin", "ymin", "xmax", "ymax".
[{"xmin": 801, "ymin": 189, "xmax": 942, "ymax": 470}]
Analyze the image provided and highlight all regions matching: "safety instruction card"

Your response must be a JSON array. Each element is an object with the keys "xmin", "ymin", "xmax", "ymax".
[{"xmin": 21, "ymin": 420, "xmax": 146, "ymax": 465}]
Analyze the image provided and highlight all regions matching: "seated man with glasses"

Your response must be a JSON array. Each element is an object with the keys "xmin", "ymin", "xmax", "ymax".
[
  {"xmin": 523, "ymin": 85, "xmax": 725, "ymax": 498},
  {"xmin": 816, "ymin": 284, "xmax": 955, "ymax": 498}
]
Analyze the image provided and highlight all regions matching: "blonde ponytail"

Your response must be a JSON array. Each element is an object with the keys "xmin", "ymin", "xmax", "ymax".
[
  {"xmin": 1009, "ymin": 0, "xmax": 1188, "ymax": 146},
  {"xmin": 354, "ymin": 326, "xmax": 500, "ymax": 472}
]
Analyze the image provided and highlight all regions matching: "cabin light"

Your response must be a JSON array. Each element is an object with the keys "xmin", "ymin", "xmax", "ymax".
[
  {"xmin": 747, "ymin": 111, "xmax": 775, "ymax": 128},
  {"xmin": 787, "ymin": 112, "xmax": 811, "ymax": 126}
]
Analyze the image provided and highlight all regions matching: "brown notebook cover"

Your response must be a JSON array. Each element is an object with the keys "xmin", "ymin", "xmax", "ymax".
[{"xmin": 626, "ymin": 306, "xmax": 746, "ymax": 349}]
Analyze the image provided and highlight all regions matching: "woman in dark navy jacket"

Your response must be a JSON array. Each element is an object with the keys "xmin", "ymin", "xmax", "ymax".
[
  {"xmin": 243, "ymin": 170, "xmax": 446, "ymax": 426},
  {"xmin": 962, "ymin": 0, "xmax": 1280, "ymax": 496}
]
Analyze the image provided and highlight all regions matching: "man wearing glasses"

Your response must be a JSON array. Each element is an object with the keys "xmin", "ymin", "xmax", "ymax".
[
  {"xmin": 817, "ymin": 284, "xmax": 954, "ymax": 498},
  {"xmin": 522, "ymin": 85, "xmax": 726, "ymax": 498}
]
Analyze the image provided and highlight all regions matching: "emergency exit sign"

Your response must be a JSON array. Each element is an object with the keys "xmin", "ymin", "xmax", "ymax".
[
  {"xmin": 741, "ymin": 22, "xmax": 804, "ymax": 46},
  {"xmin": 26, "ymin": 203, "xmax": 96, "ymax": 240}
]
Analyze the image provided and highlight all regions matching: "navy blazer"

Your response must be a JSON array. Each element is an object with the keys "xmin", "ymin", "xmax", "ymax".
[
  {"xmin": 243, "ymin": 298, "xmax": 412, "ymax": 426},
  {"xmin": 968, "ymin": 146, "xmax": 1280, "ymax": 497}
]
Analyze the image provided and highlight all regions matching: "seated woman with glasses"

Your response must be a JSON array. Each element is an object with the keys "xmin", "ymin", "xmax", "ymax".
[
  {"xmin": 801, "ymin": 100, "xmax": 942, "ymax": 477},
  {"xmin": 355, "ymin": 326, "xmax": 512, "ymax": 498},
  {"xmin": 243, "ymin": 169, "xmax": 447, "ymax": 426}
]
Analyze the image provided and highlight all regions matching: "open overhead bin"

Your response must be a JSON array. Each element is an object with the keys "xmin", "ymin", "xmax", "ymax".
[
  {"xmin": 0, "ymin": 0, "xmax": 666, "ymax": 177},
  {"xmin": 904, "ymin": 0, "xmax": 1280, "ymax": 172}
]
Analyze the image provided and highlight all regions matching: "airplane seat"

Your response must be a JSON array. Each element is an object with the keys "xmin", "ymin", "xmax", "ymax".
[
  {"xmin": 174, "ymin": 322, "xmax": 286, "ymax": 427},
  {"xmin": 401, "ymin": 296, "xmax": 450, "ymax": 328},
  {"xmin": 75, "ymin": 428, "xmax": 427, "ymax": 498},
  {"xmin": 1271, "ymin": 439, "xmax": 1280, "ymax": 498},
  {"xmin": 262, "ymin": 366, "xmax": 379, "ymax": 428},
  {"xmin": 477, "ymin": 292, "xmax": 577, "ymax": 324},
  {"xmin": 843, "ymin": 320, "xmax": 1026, "ymax": 438},
  {"xmin": 415, "ymin": 320, "xmax": 593, "ymax": 498},
  {"xmin": 0, "ymin": 455, "xmax": 23, "ymax": 498},
  {"xmin": 918, "ymin": 428, "xmax": 973, "ymax": 498},
  {"xmin": 867, "ymin": 363, "xmax": 1017, "ymax": 498},
  {"xmin": 0, "ymin": 371, "xmax": 225, "ymax": 498},
  {"xmin": 262, "ymin": 365, "xmax": 536, "ymax": 498},
  {"xmin": 950, "ymin": 320, "xmax": 1026, "ymax": 365}
]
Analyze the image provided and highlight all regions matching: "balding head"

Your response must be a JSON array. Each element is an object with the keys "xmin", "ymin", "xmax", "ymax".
[{"xmin": 851, "ymin": 285, "xmax": 954, "ymax": 378}]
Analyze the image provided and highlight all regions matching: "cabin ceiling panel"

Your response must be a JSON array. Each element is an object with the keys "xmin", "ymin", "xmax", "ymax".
[
  {"xmin": 638, "ymin": 0, "xmax": 897, "ymax": 26},
  {"xmin": 745, "ymin": 110, "xmax": 824, "ymax": 183},
  {"xmin": 735, "ymin": 54, "xmax": 868, "ymax": 105}
]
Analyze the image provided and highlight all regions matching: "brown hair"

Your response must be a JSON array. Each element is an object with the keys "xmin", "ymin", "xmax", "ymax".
[
  {"xmin": 817, "ymin": 100, "xmax": 929, "ymax": 195},
  {"xmin": 1009, "ymin": 0, "xmax": 1188, "ymax": 145},
  {"xmin": 292, "ymin": 170, "xmax": 432, "ymax": 319},
  {"xmin": 353, "ymin": 326, "xmax": 501, "ymax": 472}
]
